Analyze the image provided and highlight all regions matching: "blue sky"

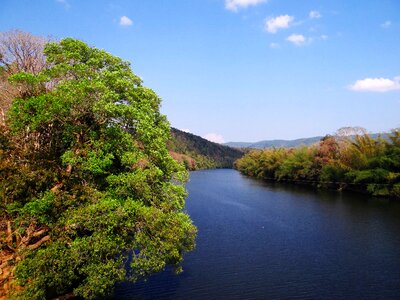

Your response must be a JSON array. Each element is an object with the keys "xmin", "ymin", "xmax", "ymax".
[{"xmin": 1, "ymin": 0, "xmax": 400, "ymax": 142}]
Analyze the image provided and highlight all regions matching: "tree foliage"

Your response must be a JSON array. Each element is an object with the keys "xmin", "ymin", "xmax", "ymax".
[
  {"xmin": 235, "ymin": 131, "xmax": 400, "ymax": 198},
  {"xmin": 0, "ymin": 37, "xmax": 196, "ymax": 299},
  {"xmin": 0, "ymin": 30, "xmax": 47, "ymax": 125}
]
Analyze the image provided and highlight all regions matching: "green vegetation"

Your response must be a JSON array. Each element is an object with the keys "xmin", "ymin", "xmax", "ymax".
[
  {"xmin": 0, "ymin": 36, "xmax": 196, "ymax": 299},
  {"xmin": 235, "ymin": 132, "xmax": 400, "ymax": 198},
  {"xmin": 168, "ymin": 128, "xmax": 244, "ymax": 170}
]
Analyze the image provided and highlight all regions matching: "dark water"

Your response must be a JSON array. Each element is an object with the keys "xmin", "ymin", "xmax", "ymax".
[{"xmin": 114, "ymin": 169, "xmax": 400, "ymax": 299}]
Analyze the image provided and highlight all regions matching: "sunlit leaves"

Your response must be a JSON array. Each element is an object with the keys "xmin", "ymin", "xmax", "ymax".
[{"xmin": 1, "ymin": 37, "xmax": 196, "ymax": 299}]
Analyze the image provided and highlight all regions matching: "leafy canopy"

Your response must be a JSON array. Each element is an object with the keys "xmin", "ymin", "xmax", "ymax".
[{"xmin": 1, "ymin": 38, "xmax": 196, "ymax": 299}]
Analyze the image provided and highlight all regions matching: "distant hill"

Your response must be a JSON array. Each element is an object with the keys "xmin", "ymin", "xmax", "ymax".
[
  {"xmin": 225, "ymin": 133, "xmax": 386, "ymax": 149},
  {"xmin": 225, "ymin": 136, "xmax": 324, "ymax": 149},
  {"xmin": 168, "ymin": 128, "xmax": 244, "ymax": 170}
]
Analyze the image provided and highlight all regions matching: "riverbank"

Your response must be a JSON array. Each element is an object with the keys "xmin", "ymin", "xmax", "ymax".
[{"xmin": 234, "ymin": 133, "xmax": 400, "ymax": 199}]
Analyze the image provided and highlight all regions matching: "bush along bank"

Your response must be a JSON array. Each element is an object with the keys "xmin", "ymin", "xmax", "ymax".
[{"xmin": 235, "ymin": 131, "xmax": 400, "ymax": 199}]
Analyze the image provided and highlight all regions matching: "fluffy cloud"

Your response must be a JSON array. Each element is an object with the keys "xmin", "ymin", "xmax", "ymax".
[
  {"xmin": 309, "ymin": 10, "xmax": 321, "ymax": 19},
  {"xmin": 381, "ymin": 21, "xmax": 391, "ymax": 29},
  {"xmin": 203, "ymin": 133, "xmax": 225, "ymax": 143},
  {"xmin": 286, "ymin": 34, "xmax": 307, "ymax": 46},
  {"xmin": 180, "ymin": 128, "xmax": 191, "ymax": 133},
  {"xmin": 225, "ymin": 0, "xmax": 267, "ymax": 11},
  {"xmin": 349, "ymin": 77, "xmax": 400, "ymax": 92},
  {"xmin": 119, "ymin": 16, "xmax": 133, "ymax": 26},
  {"xmin": 265, "ymin": 15, "xmax": 294, "ymax": 33}
]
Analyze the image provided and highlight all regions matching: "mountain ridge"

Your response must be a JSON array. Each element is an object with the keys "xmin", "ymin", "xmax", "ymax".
[
  {"xmin": 168, "ymin": 128, "xmax": 244, "ymax": 170},
  {"xmin": 225, "ymin": 133, "xmax": 385, "ymax": 149}
]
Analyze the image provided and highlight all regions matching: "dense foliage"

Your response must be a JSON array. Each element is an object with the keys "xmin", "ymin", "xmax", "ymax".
[
  {"xmin": 0, "ymin": 38, "xmax": 196, "ymax": 299},
  {"xmin": 168, "ymin": 128, "xmax": 243, "ymax": 170},
  {"xmin": 235, "ymin": 132, "xmax": 400, "ymax": 198}
]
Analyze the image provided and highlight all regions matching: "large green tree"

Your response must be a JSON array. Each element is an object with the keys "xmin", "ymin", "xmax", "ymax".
[{"xmin": 0, "ymin": 38, "xmax": 196, "ymax": 299}]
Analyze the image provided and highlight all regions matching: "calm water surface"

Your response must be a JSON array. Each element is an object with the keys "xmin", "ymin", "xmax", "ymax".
[{"xmin": 114, "ymin": 169, "xmax": 400, "ymax": 299}]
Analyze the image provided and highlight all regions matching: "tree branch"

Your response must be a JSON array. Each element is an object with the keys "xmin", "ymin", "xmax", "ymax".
[{"xmin": 27, "ymin": 235, "xmax": 50, "ymax": 250}]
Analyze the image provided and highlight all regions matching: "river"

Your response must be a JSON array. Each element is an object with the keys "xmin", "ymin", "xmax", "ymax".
[{"xmin": 114, "ymin": 169, "xmax": 400, "ymax": 299}]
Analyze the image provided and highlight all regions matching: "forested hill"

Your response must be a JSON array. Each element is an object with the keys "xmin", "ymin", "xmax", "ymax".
[
  {"xmin": 226, "ymin": 133, "xmax": 384, "ymax": 149},
  {"xmin": 168, "ymin": 128, "xmax": 244, "ymax": 170},
  {"xmin": 225, "ymin": 136, "xmax": 323, "ymax": 149}
]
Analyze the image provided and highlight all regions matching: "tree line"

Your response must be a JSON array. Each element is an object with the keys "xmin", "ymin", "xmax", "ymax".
[{"xmin": 235, "ymin": 131, "xmax": 400, "ymax": 198}]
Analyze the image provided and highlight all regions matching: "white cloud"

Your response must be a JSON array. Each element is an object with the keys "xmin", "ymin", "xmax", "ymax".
[
  {"xmin": 320, "ymin": 34, "xmax": 328, "ymax": 40},
  {"xmin": 269, "ymin": 42, "xmax": 279, "ymax": 49},
  {"xmin": 309, "ymin": 10, "xmax": 321, "ymax": 19},
  {"xmin": 349, "ymin": 76, "xmax": 400, "ymax": 92},
  {"xmin": 56, "ymin": 0, "xmax": 70, "ymax": 9},
  {"xmin": 286, "ymin": 34, "xmax": 307, "ymax": 46},
  {"xmin": 381, "ymin": 20, "xmax": 391, "ymax": 29},
  {"xmin": 203, "ymin": 133, "xmax": 225, "ymax": 143},
  {"xmin": 180, "ymin": 128, "xmax": 191, "ymax": 133},
  {"xmin": 119, "ymin": 16, "xmax": 133, "ymax": 26},
  {"xmin": 225, "ymin": 0, "xmax": 267, "ymax": 12},
  {"xmin": 265, "ymin": 15, "xmax": 294, "ymax": 33}
]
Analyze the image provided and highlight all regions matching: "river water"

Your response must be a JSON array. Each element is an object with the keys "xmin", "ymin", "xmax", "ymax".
[{"xmin": 114, "ymin": 169, "xmax": 400, "ymax": 299}]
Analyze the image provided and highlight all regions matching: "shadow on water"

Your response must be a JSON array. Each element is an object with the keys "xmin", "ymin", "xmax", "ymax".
[
  {"xmin": 112, "ymin": 267, "xmax": 181, "ymax": 300},
  {"xmin": 113, "ymin": 169, "xmax": 400, "ymax": 300}
]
